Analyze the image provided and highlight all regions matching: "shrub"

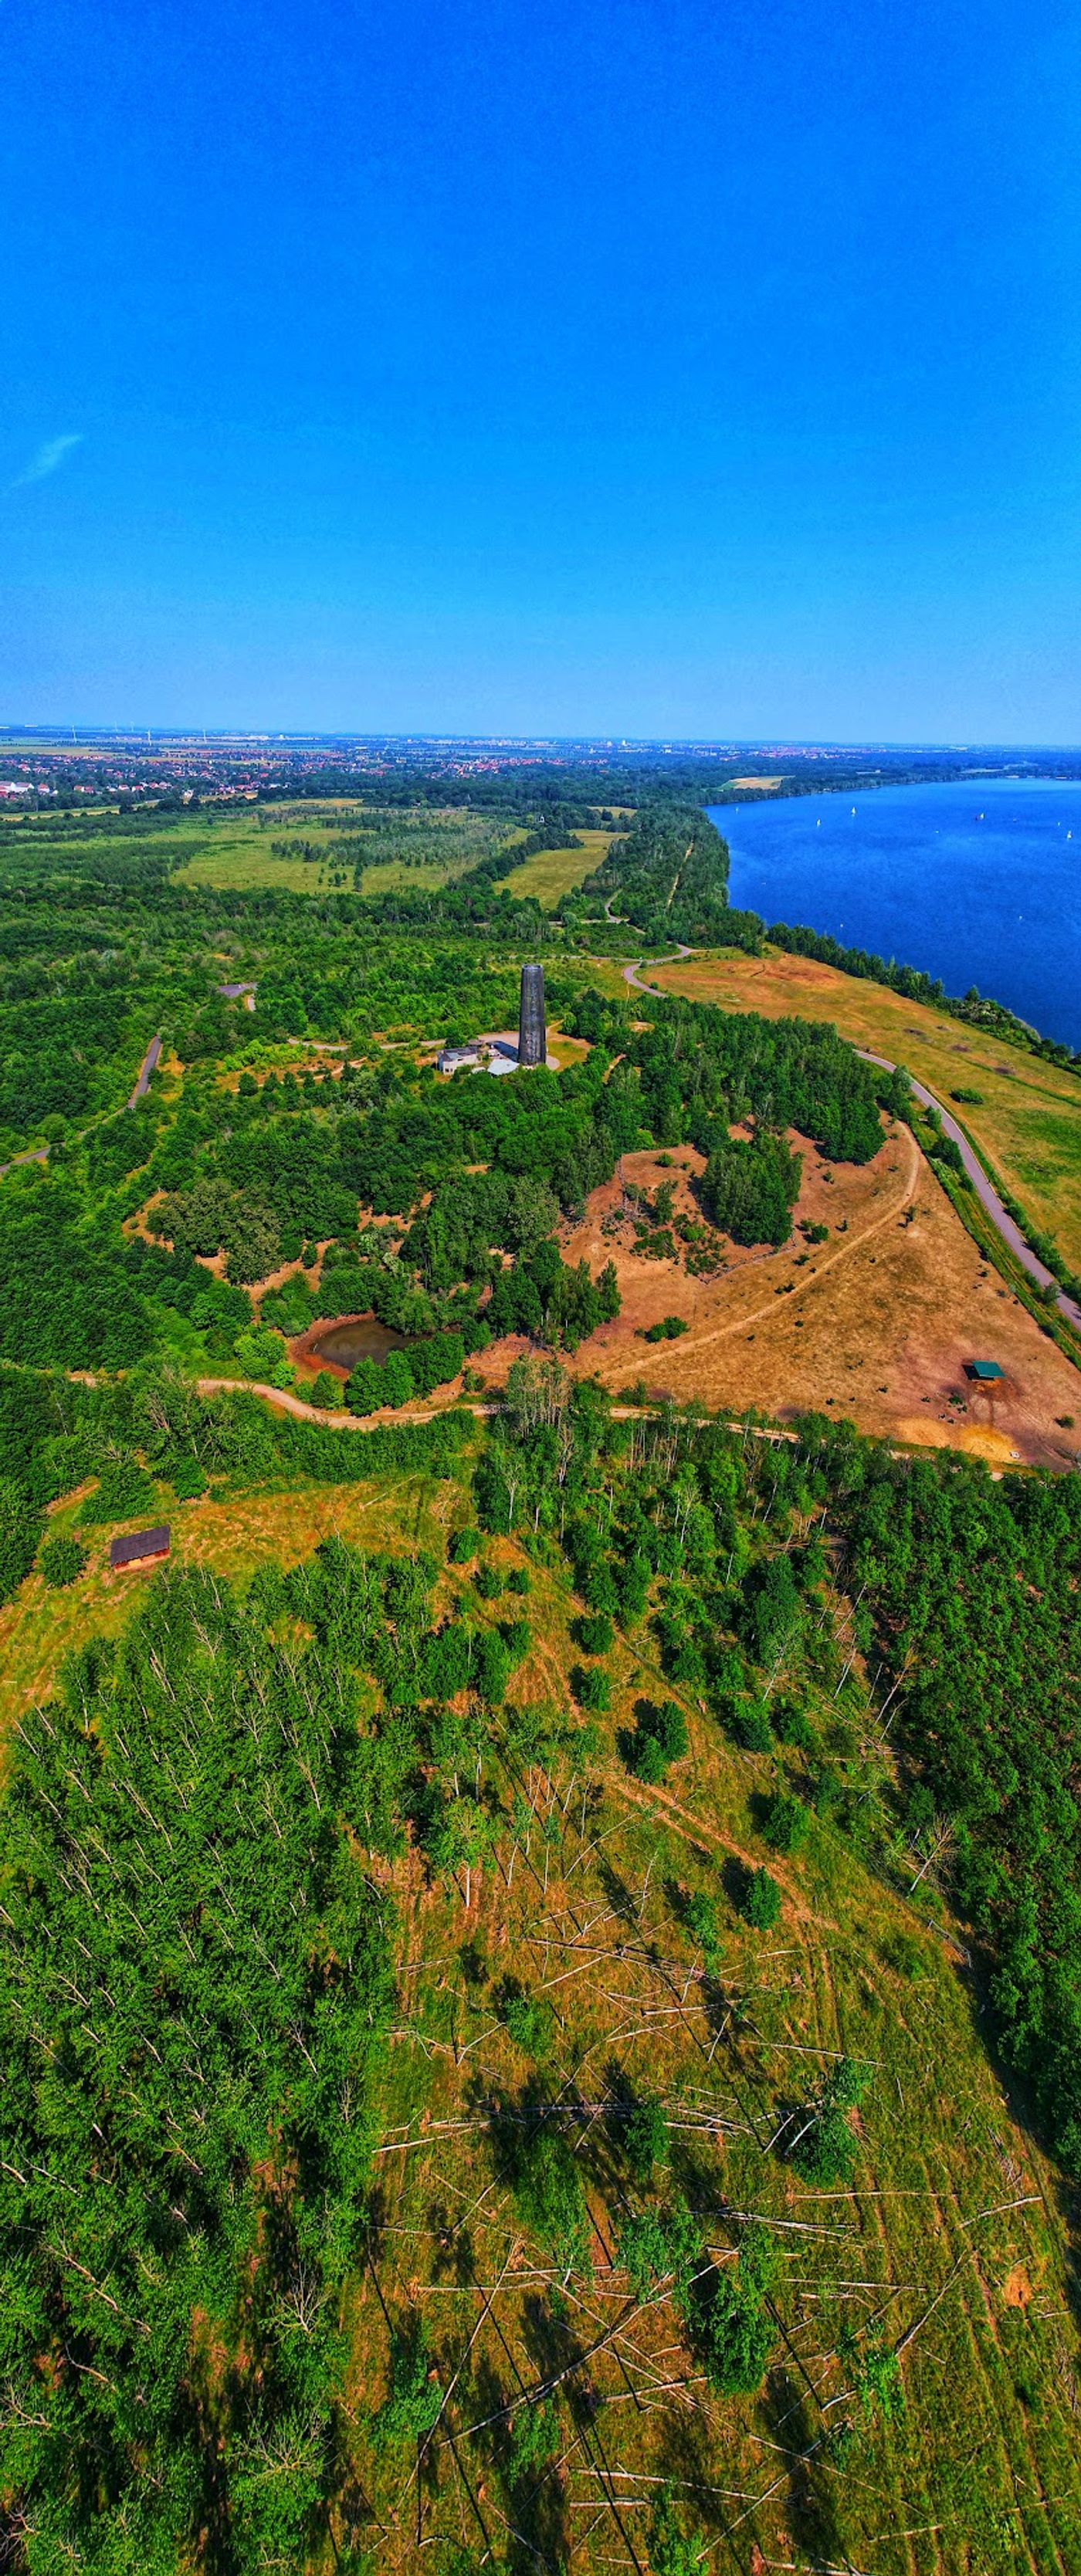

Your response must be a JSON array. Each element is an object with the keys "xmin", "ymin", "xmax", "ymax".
[
  {"xmin": 643, "ymin": 1314, "xmax": 690, "ymax": 1342},
  {"xmin": 576, "ymin": 1664, "xmax": 611, "ymax": 1714},
  {"xmin": 307, "ymin": 1369, "xmax": 344, "ymax": 1410},
  {"xmin": 451, "ymin": 1524, "xmax": 480, "ymax": 1563},
  {"xmin": 474, "ymin": 1561, "xmax": 503, "ymax": 1599},
  {"xmin": 771, "ymin": 1694, "xmax": 815, "ymax": 1749},
  {"xmin": 233, "ymin": 1325, "xmax": 294, "ymax": 1390},
  {"xmin": 371, "ymin": 2323, "xmax": 442, "ymax": 2451},
  {"xmin": 623, "ymin": 2092, "xmax": 669, "ymax": 2182},
  {"xmin": 574, "ymin": 1611, "xmax": 614, "ymax": 1656},
  {"xmin": 700, "ymin": 2269, "xmax": 773, "ymax": 2394},
  {"xmin": 793, "ymin": 2057, "xmax": 872, "ymax": 2186},
  {"xmin": 696, "ymin": 2225, "xmax": 778, "ymax": 2395},
  {"xmin": 686, "ymin": 1890, "xmax": 721, "ymax": 1962},
  {"xmin": 165, "ymin": 1455, "xmax": 207, "ymax": 1501},
  {"xmin": 382, "ymin": 1349, "xmax": 415, "ymax": 1408},
  {"xmin": 346, "ymin": 1358, "xmax": 384, "ymax": 1415},
  {"xmin": 472, "ymin": 1629, "xmax": 513, "ymax": 1704},
  {"xmin": 648, "ymin": 2483, "xmax": 707, "ymax": 2576},
  {"xmin": 740, "ymin": 1866, "xmax": 781, "ymax": 1931},
  {"xmin": 511, "ymin": 2127, "xmax": 589, "ymax": 2276},
  {"xmin": 761, "ymin": 1788, "xmax": 810, "ymax": 1853},
  {"xmin": 507, "ymin": 1565, "xmax": 531, "ymax": 1596},
  {"xmin": 618, "ymin": 2196, "xmax": 702, "ymax": 2302},
  {"xmin": 503, "ymin": 1989, "xmax": 556, "ymax": 2057},
  {"xmin": 728, "ymin": 1694, "xmax": 773, "ymax": 1753},
  {"xmin": 39, "ymin": 1533, "xmax": 88, "ymax": 1589},
  {"xmin": 625, "ymin": 1698, "xmax": 688, "ymax": 1779},
  {"xmin": 507, "ymin": 2397, "xmax": 560, "ymax": 2480}
]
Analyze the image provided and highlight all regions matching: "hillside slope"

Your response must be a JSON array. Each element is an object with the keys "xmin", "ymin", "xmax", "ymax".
[{"xmin": 1, "ymin": 1378, "xmax": 1079, "ymax": 2574}]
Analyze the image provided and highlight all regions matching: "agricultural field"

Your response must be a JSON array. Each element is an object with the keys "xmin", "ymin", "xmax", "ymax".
[{"xmin": 640, "ymin": 946, "xmax": 1081, "ymax": 1281}]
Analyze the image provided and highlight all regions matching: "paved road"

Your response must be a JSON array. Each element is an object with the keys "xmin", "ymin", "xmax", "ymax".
[
  {"xmin": 0, "ymin": 1143, "xmax": 49, "ymax": 1180},
  {"xmin": 128, "ymin": 1031, "xmax": 162, "ymax": 1106},
  {"xmin": 622, "ymin": 956, "xmax": 1081, "ymax": 1338},
  {"xmin": 856, "ymin": 1049, "xmax": 1081, "ymax": 1333}
]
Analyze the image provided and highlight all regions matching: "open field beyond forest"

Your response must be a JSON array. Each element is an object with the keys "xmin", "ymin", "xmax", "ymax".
[
  {"xmin": 172, "ymin": 802, "xmax": 519, "ymax": 895},
  {"xmin": 627, "ymin": 944, "xmax": 1081, "ymax": 1281},
  {"xmin": 481, "ymin": 1121, "xmax": 1081, "ymax": 1471},
  {"xmin": 2, "ymin": 1427, "xmax": 1080, "ymax": 2576},
  {"xmin": 501, "ymin": 826, "xmax": 615, "ymax": 908}
]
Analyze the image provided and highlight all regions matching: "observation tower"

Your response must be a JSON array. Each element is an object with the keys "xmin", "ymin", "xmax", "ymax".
[{"xmin": 517, "ymin": 962, "xmax": 547, "ymax": 1068}]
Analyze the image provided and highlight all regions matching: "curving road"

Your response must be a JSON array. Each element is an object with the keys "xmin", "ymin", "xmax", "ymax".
[
  {"xmin": 622, "ymin": 956, "xmax": 1081, "ymax": 1338},
  {"xmin": 856, "ymin": 1050, "xmax": 1081, "ymax": 1333}
]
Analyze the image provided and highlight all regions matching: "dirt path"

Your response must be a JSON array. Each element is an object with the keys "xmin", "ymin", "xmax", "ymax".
[
  {"xmin": 1, "ymin": 1030, "xmax": 164, "ymax": 1179},
  {"xmin": 195, "ymin": 1377, "xmax": 495, "ymax": 1427}
]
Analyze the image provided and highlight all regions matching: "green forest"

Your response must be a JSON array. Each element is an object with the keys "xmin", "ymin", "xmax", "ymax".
[{"xmin": 2, "ymin": 785, "xmax": 1080, "ymax": 2575}]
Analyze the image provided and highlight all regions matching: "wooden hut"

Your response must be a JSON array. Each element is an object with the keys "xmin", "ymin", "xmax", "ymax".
[{"xmin": 110, "ymin": 1525, "xmax": 171, "ymax": 1572}]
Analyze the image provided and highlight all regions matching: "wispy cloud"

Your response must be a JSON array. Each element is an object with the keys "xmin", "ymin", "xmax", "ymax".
[{"xmin": 7, "ymin": 433, "xmax": 83, "ymax": 493}]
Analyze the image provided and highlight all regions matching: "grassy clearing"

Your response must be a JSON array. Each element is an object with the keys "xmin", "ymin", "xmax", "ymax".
[
  {"xmin": 175, "ymin": 821, "xmax": 330, "ymax": 892},
  {"xmin": 642, "ymin": 947, "xmax": 1081, "ymax": 1276},
  {"xmin": 502, "ymin": 826, "xmax": 614, "ymax": 909},
  {"xmin": 173, "ymin": 804, "xmax": 520, "ymax": 895},
  {"xmin": 0, "ymin": 1473, "xmax": 456, "ymax": 1736}
]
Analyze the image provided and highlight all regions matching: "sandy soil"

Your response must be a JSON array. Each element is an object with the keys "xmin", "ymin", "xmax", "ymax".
[{"xmin": 482, "ymin": 1125, "xmax": 1081, "ymax": 1469}]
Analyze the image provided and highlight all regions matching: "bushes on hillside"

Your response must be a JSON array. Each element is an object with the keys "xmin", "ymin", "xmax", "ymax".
[
  {"xmin": 622, "ymin": 1698, "xmax": 688, "ymax": 1782},
  {"xmin": 346, "ymin": 1330, "xmax": 465, "ymax": 1414},
  {"xmin": 39, "ymin": 1533, "xmax": 89, "ymax": 1589},
  {"xmin": 701, "ymin": 1128, "xmax": 802, "ymax": 1247}
]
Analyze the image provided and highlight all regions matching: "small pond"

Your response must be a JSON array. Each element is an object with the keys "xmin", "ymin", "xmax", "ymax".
[{"xmin": 306, "ymin": 1313, "xmax": 402, "ymax": 1372}]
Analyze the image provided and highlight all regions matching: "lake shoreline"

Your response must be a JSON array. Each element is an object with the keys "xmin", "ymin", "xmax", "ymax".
[{"xmin": 710, "ymin": 775, "xmax": 1081, "ymax": 1054}]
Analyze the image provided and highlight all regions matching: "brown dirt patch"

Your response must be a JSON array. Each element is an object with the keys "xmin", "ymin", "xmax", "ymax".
[{"xmin": 1003, "ymin": 2263, "xmax": 1033, "ymax": 2307}]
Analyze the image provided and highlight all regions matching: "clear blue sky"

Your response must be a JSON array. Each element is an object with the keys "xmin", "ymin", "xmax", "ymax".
[{"xmin": 3, "ymin": 0, "xmax": 1080, "ymax": 740}]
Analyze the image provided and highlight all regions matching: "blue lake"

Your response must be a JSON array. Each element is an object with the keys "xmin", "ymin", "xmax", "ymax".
[{"xmin": 707, "ymin": 776, "xmax": 1081, "ymax": 1051}]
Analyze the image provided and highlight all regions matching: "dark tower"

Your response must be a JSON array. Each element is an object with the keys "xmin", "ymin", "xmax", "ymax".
[{"xmin": 517, "ymin": 961, "xmax": 547, "ymax": 1068}]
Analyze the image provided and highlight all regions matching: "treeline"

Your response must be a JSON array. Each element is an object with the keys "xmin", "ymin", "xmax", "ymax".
[
  {"xmin": 580, "ymin": 806, "xmax": 744, "ymax": 946},
  {"xmin": 838, "ymin": 1441, "xmax": 1081, "ymax": 2172}
]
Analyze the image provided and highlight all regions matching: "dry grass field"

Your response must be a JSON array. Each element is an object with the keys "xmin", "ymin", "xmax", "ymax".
[
  {"xmin": 479, "ymin": 1120, "xmax": 1081, "ymax": 1467},
  {"xmin": 355, "ymin": 1612, "xmax": 1081, "ymax": 2576},
  {"xmin": 635, "ymin": 947, "xmax": 1081, "ymax": 1278}
]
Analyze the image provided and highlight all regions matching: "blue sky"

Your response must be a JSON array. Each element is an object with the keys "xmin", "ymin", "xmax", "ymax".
[{"xmin": 2, "ymin": 0, "xmax": 1080, "ymax": 738}]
